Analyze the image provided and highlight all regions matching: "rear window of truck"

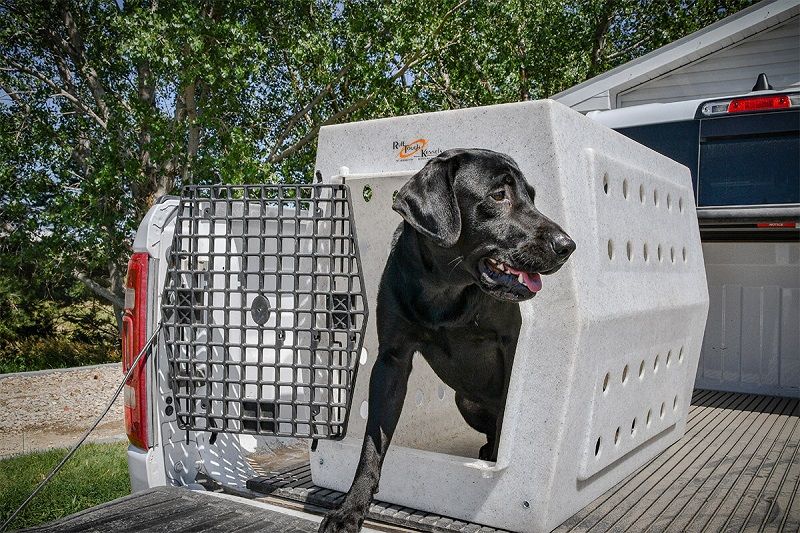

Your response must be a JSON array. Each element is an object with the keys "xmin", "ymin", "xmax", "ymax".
[{"xmin": 615, "ymin": 109, "xmax": 800, "ymax": 208}]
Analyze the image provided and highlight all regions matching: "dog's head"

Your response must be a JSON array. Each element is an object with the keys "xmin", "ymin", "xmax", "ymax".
[{"xmin": 393, "ymin": 148, "xmax": 575, "ymax": 302}]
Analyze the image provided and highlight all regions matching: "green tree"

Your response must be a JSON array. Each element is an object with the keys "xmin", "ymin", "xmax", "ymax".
[
  {"xmin": 1, "ymin": 0, "xmax": 462, "ymax": 330},
  {"xmin": 0, "ymin": 0, "xmax": 755, "ymax": 336}
]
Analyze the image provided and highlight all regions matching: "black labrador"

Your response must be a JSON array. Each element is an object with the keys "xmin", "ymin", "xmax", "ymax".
[{"xmin": 318, "ymin": 148, "xmax": 575, "ymax": 533}]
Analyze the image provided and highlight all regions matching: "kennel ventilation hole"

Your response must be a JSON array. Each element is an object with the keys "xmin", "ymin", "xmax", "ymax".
[
  {"xmin": 603, "ymin": 372, "xmax": 610, "ymax": 393},
  {"xmin": 622, "ymin": 365, "xmax": 629, "ymax": 384},
  {"xmin": 607, "ymin": 240, "xmax": 614, "ymax": 260}
]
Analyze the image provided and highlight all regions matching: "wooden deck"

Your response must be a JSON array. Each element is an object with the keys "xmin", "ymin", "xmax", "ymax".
[
  {"xmin": 247, "ymin": 390, "xmax": 800, "ymax": 532},
  {"xmin": 21, "ymin": 390, "xmax": 799, "ymax": 532},
  {"xmin": 556, "ymin": 389, "xmax": 799, "ymax": 532},
  {"xmin": 21, "ymin": 487, "xmax": 323, "ymax": 532}
]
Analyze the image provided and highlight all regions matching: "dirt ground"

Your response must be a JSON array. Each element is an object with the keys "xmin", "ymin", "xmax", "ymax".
[{"xmin": 0, "ymin": 363, "xmax": 126, "ymax": 457}]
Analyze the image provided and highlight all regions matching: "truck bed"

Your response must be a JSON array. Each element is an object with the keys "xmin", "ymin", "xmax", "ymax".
[
  {"xmin": 20, "ymin": 487, "xmax": 325, "ymax": 532},
  {"xmin": 24, "ymin": 390, "xmax": 799, "ymax": 532}
]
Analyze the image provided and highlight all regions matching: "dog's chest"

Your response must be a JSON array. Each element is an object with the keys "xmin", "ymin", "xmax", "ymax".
[{"xmin": 421, "ymin": 325, "xmax": 508, "ymax": 400}]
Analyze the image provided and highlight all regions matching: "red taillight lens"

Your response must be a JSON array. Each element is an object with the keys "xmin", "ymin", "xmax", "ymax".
[
  {"xmin": 727, "ymin": 95, "xmax": 791, "ymax": 113},
  {"xmin": 122, "ymin": 252, "xmax": 149, "ymax": 449}
]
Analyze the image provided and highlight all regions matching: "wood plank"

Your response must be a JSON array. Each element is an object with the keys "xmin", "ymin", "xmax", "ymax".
[
  {"xmin": 553, "ymin": 392, "xmax": 799, "ymax": 533},
  {"xmin": 555, "ymin": 391, "xmax": 748, "ymax": 531},
  {"xmin": 674, "ymin": 397, "xmax": 796, "ymax": 531},
  {"xmin": 587, "ymin": 393, "xmax": 763, "ymax": 531},
  {"xmin": 637, "ymin": 396, "xmax": 785, "ymax": 531},
  {"xmin": 21, "ymin": 487, "xmax": 321, "ymax": 533}
]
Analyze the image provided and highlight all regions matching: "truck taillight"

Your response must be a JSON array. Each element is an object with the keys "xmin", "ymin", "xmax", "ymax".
[
  {"xmin": 727, "ymin": 95, "xmax": 791, "ymax": 113},
  {"xmin": 122, "ymin": 252, "xmax": 149, "ymax": 449},
  {"xmin": 700, "ymin": 93, "xmax": 799, "ymax": 116}
]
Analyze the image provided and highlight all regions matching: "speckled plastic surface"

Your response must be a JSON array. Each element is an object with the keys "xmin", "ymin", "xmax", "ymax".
[{"xmin": 309, "ymin": 100, "xmax": 710, "ymax": 533}]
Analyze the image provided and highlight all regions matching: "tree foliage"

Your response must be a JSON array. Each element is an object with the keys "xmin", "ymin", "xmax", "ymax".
[{"xmin": 0, "ymin": 0, "xmax": 755, "ymax": 341}]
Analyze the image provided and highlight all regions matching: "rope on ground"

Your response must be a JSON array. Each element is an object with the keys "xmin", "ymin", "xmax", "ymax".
[{"xmin": 0, "ymin": 325, "xmax": 162, "ymax": 532}]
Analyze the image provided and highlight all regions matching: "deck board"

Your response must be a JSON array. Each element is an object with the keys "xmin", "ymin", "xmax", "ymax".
[
  {"xmin": 246, "ymin": 390, "xmax": 799, "ymax": 532},
  {"xmin": 22, "ymin": 390, "xmax": 797, "ymax": 532},
  {"xmin": 21, "ymin": 487, "xmax": 321, "ymax": 533}
]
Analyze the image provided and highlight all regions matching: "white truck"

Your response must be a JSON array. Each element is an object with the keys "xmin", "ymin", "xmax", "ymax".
[
  {"xmin": 115, "ymin": 88, "xmax": 799, "ymax": 532},
  {"xmin": 589, "ymin": 83, "xmax": 800, "ymax": 398}
]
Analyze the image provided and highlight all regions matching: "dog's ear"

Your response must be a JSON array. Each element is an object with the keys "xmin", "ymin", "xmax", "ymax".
[{"xmin": 392, "ymin": 150, "xmax": 463, "ymax": 248}]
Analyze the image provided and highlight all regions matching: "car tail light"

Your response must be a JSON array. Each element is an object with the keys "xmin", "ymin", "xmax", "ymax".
[
  {"xmin": 700, "ymin": 93, "xmax": 799, "ymax": 116},
  {"xmin": 122, "ymin": 252, "xmax": 149, "ymax": 449},
  {"xmin": 728, "ymin": 95, "xmax": 791, "ymax": 113}
]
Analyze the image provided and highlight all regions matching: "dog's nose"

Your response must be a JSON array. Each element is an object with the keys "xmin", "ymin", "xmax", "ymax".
[{"xmin": 551, "ymin": 233, "xmax": 576, "ymax": 259}]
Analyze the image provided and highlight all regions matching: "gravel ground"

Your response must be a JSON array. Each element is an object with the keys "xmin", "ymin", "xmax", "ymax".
[{"xmin": 0, "ymin": 363, "xmax": 126, "ymax": 457}]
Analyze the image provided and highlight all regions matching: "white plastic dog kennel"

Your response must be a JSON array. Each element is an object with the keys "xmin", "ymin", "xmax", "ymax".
[{"xmin": 309, "ymin": 100, "xmax": 710, "ymax": 532}]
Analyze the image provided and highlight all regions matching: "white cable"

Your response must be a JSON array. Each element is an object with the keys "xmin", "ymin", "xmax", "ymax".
[{"xmin": 0, "ymin": 325, "xmax": 162, "ymax": 532}]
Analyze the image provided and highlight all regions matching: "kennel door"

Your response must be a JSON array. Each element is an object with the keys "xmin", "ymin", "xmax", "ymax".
[{"xmin": 162, "ymin": 184, "xmax": 368, "ymax": 440}]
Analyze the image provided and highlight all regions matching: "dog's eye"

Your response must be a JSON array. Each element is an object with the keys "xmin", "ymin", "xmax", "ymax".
[{"xmin": 490, "ymin": 189, "xmax": 507, "ymax": 202}]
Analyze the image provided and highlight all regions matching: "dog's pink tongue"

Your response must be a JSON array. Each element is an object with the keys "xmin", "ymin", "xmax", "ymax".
[
  {"xmin": 521, "ymin": 272, "xmax": 543, "ymax": 293},
  {"xmin": 505, "ymin": 266, "xmax": 543, "ymax": 293}
]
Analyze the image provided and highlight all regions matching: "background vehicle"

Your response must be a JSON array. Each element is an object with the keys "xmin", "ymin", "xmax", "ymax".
[{"xmin": 588, "ymin": 82, "xmax": 800, "ymax": 398}]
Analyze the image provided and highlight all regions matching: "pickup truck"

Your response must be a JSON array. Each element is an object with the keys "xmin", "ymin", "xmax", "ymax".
[{"xmin": 114, "ymin": 88, "xmax": 799, "ymax": 532}]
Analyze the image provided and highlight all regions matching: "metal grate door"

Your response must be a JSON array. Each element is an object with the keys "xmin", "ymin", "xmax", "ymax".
[{"xmin": 162, "ymin": 184, "xmax": 368, "ymax": 439}]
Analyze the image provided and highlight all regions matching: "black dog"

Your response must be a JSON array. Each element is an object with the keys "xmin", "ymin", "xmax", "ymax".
[{"xmin": 318, "ymin": 148, "xmax": 575, "ymax": 533}]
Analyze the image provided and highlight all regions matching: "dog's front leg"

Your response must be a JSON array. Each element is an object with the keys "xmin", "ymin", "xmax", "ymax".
[{"xmin": 318, "ymin": 348, "xmax": 413, "ymax": 533}]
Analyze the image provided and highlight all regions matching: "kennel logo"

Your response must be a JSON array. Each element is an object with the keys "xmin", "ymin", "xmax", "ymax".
[{"xmin": 393, "ymin": 138, "xmax": 444, "ymax": 161}]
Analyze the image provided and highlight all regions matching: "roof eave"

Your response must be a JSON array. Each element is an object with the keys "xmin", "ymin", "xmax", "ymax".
[{"xmin": 552, "ymin": 0, "xmax": 800, "ymax": 107}]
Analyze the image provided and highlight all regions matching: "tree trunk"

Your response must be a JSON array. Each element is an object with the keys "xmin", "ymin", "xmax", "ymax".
[{"xmin": 588, "ymin": 1, "xmax": 617, "ymax": 78}]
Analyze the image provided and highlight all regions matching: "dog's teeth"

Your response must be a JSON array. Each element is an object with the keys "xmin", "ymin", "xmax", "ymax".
[
  {"xmin": 518, "ymin": 273, "xmax": 524, "ymax": 284},
  {"xmin": 500, "ymin": 263, "xmax": 507, "ymax": 272}
]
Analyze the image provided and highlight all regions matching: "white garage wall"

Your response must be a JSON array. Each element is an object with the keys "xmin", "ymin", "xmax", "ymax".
[{"xmin": 617, "ymin": 16, "xmax": 800, "ymax": 107}]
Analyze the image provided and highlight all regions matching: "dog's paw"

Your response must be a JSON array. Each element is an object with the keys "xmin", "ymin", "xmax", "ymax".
[{"xmin": 317, "ymin": 507, "xmax": 364, "ymax": 533}]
